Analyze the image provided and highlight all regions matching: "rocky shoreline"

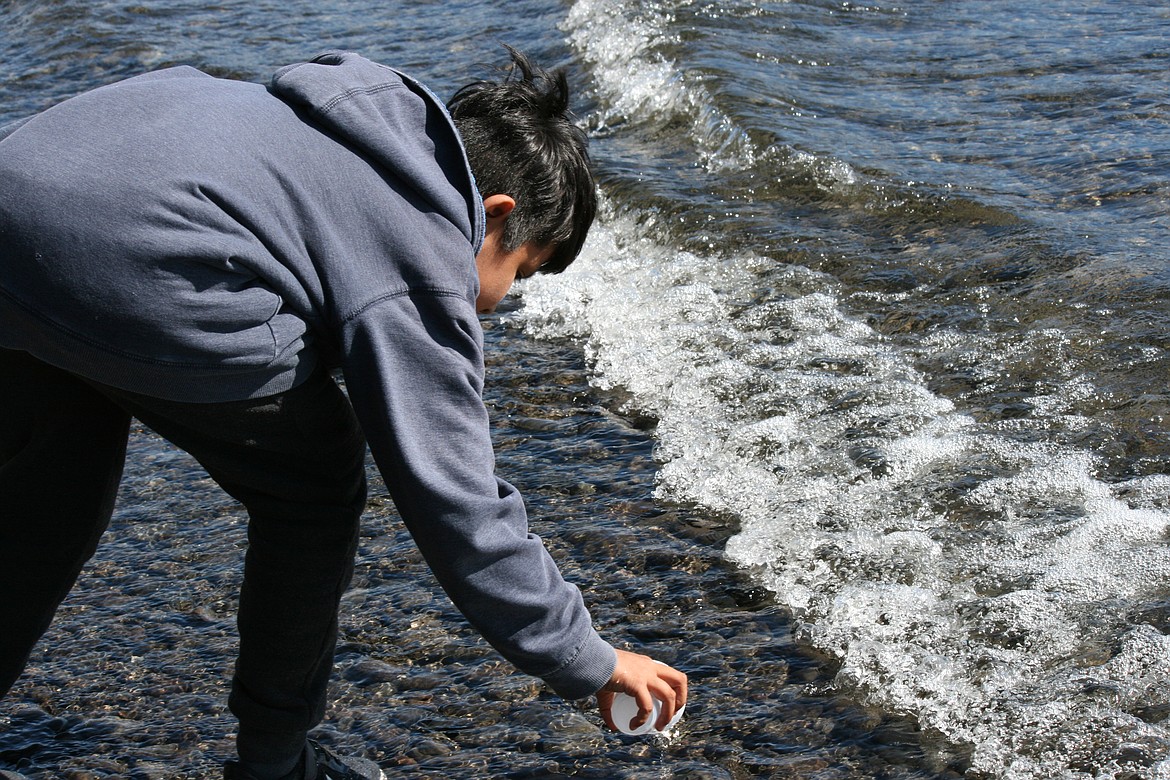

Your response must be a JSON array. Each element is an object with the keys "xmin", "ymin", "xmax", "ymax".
[{"xmin": 0, "ymin": 319, "xmax": 958, "ymax": 779}]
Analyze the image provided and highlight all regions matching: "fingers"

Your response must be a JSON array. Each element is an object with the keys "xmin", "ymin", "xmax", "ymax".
[
  {"xmin": 596, "ymin": 688, "xmax": 617, "ymax": 731},
  {"xmin": 631, "ymin": 683, "xmax": 656, "ymax": 730},
  {"xmin": 646, "ymin": 669, "xmax": 687, "ymax": 730},
  {"xmin": 597, "ymin": 649, "xmax": 688, "ymax": 733}
]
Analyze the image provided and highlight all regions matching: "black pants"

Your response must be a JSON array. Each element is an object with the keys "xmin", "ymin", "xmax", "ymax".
[{"xmin": 0, "ymin": 349, "xmax": 368, "ymax": 764}]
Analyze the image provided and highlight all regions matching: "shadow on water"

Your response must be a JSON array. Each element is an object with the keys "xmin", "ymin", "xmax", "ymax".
[{"xmin": 0, "ymin": 315, "xmax": 964, "ymax": 779}]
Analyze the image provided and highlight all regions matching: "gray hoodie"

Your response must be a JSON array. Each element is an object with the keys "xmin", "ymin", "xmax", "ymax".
[{"xmin": 0, "ymin": 52, "xmax": 616, "ymax": 700}]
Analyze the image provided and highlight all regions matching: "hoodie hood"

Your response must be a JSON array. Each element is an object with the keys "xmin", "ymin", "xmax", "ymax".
[{"xmin": 270, "ymin": 51, "xmax": 485, "ymax": 253}]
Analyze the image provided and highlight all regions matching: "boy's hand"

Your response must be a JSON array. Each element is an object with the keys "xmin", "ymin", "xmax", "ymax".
[{"xmin": 597, "ymin": 648, "xmax": 688, "ymax": 732}]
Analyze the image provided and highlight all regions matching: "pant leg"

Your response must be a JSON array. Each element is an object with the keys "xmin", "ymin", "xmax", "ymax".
[
  {"xmin": 97, "ymin": 368, "xmax": 368, "ymax": 765},
  {"xmin": 0, "ymin": 349, "xmax": 131, "ymax": 697}
]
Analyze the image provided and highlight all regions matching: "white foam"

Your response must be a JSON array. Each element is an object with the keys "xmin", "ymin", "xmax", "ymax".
[
  {"xmin": 515, "ymin": 203, "xmax": 1170, "ymax": 778},
  {"xmin": 561, "ymin": 0, "xmax": 757, "ymax": 169}
]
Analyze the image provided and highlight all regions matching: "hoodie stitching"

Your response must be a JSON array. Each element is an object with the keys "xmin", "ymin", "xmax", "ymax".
[
  {"xmin": 340, "ymin": 287, "xmax": 466, "ymax": 325},
  {"xmin": 317, "ymin": 82, "xmax": 405, "ymax": 115}
]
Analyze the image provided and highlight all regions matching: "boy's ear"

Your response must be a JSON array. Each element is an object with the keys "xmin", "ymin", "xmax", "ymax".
[{"xmin": 483, "ymin": 193, "xmax": 516, "ymax": 220}]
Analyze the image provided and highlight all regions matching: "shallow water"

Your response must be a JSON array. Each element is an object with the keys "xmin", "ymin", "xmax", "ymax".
[
  {"xmin": 517, "ymin": 1, "xmax": 1170, "ymax": 776},
  {"xmin": 1, "ymin": 316, "xmax": 954, "ymax": 779}
]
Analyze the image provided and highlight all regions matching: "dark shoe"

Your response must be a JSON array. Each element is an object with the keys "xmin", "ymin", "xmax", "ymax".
[
  {"xmin": 307, "ymin": 740, "xmax": 385, "ymax": 780},
  {"xmin": 224, "ymin": 740, "xmax": 385, "ymax": 780}
]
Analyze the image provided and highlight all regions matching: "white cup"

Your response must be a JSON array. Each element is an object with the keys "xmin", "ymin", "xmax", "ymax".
[{"xmin": 611, "ymin": 692, "xmax": 685, "ymax": 735}]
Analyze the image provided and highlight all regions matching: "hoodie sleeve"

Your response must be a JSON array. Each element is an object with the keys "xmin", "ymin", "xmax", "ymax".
[{"xmin": 338, "ymin": 289, "xmax": 617, "ymax": 700}]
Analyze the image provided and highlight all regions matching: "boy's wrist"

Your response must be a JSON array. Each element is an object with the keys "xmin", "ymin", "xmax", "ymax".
[{"xmin": 541, "ymin": 633, "xmax": 618, "ymax": 701}]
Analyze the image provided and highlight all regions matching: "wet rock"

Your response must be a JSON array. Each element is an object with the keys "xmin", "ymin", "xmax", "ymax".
[
  {"xmin": 341, "ymin": 658, "xmax": 401, "ymax": 687},
  {"xmin": 404, "ymin": 736, "xmax": 455, "ymax": 761}
]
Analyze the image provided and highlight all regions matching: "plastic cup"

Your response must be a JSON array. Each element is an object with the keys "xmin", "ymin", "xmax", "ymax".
[{"xmin": 611, "ymin": 692, "xmax": 685, "ymax": 736}]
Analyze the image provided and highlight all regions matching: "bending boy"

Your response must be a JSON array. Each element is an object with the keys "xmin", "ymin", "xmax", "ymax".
[{"xmin": 0, "ymin": 49, "xmax": 686, "ymax": 780}]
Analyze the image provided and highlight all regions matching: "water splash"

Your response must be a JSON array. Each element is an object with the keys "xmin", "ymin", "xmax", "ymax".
[
  {"xmin": 516, "ymin": 204, "xmax": 1170, "ymax": 778},
  {"xmin": 561, "ymin": 0, "xmax": 757, "ymax": 169}
]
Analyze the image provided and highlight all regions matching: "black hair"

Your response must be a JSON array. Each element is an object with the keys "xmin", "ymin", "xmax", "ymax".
[{"xmin": 448, "ymin": 46, "xmax": 596, "ymax": 274}]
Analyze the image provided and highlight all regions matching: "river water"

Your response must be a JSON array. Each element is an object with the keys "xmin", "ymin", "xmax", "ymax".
[{"xmin": 2, "ymin": 1, "xmax": 1168, "ymax": 778}]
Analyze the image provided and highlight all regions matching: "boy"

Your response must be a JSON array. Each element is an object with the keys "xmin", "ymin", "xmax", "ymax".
[{"xmin": 0, "ymin": 49, "xmax": 686, "ymax": 780}]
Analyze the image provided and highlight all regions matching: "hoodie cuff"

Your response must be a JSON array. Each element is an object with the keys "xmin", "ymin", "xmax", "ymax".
[{"xmin": 542, "ymin": 633, "xmax": 618, "ymax": 701}]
